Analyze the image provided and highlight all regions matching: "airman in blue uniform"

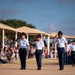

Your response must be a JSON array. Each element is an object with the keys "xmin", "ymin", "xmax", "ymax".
[
  {"xmin": 53, "ymin": 31, "xmax": 67, "ymax": 70},
  {"xmin": 34, "ymin": 34, "xmax": 44, "ymax": 70},
  {"xmin": 17, "ymin": 32, "xmax": 29, "ymax": 70},
  {"xmin": 70, "ymin": 39, "xmax": 75, "ymax": 67}
]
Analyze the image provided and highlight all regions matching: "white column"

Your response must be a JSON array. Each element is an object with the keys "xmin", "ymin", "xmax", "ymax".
[
  {"xmin": 15, "ymin": 31, "xmax": 17, "ymax": 47},
  {"xmin": 27, "ymin": 34, "xmax": 29, "ymax": 40},
  {"xmin": 41, "ymin": 33, "xmax": 42, "ymax": 37},
  {"xmin": 55, "ymin": 42, "xmax": 57, "ymax": 59},
  {"xmin": 2, "ymin": 29, "xmax": 5, "ymax": 48},
  {"xmin": 47, "ymin": 35, "xmax": 50, "ymax": 55}
]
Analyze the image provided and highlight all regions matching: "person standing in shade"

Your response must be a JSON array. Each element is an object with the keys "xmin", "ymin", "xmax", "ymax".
[
  {"xmin": 67, "ymin": 40, "xmax": 72, "ymax": 65},
  {"xmin": 70, "ymin": 39, "xmax": 75, "ymax": 67},
  {"xmin": 34, "ymin": 34, "xmax": 44, "ymax": 70},
  {"xmin": 53, "ymin": 31, "xmax": 67, "ymax": 70},
  {"xmin": 17, "ymin": 32, "xmax": 29, "ymax": 70}
]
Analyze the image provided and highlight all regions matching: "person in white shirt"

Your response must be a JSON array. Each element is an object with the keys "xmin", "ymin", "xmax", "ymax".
[
  {"xmin": 67, "ymin": 40, "xmax": 72, "ymax": 64},
  {"xmin": 70, "ymin": 39, "xmax": 75, "ymax": 67},
  {"xmin": 53, "ymin": 31, "xmax": 67, "ymax": 70},
  {"xmin": 34, "ymin": 34, "xmax": 44, "ymax": 70},
  {"xmin": 50, "ymin": 50, "xmax": 54, "ymax": 59},
  {"xmin": 17, "ymin": 32, "xmax": 29, "ymax": 70},
  {"xmin": 0, "ymin": 49, "xmax": 7, "ymax": 64}
]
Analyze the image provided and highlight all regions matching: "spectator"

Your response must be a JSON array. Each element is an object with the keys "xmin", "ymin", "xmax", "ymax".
[{"xmin": 0, "ymin": 48, "xmax": 7, "ymax": 64}]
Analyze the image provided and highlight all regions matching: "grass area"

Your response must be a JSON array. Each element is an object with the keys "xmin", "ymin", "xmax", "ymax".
[{"xmin": 15, "ymin": 58, "xmax": 58, "ymax": 64}]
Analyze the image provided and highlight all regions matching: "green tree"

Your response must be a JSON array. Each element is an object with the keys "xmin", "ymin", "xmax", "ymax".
[{"xmin": 0, "ymin": 19, "xmax": 36, "ymax": 28}]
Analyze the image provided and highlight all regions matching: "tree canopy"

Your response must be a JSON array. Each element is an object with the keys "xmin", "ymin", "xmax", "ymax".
[{"xmin": 0, "ymin": 19, "xmax": 36, "ymax": 28}]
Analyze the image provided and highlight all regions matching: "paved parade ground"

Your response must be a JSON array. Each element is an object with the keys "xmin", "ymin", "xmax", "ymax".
[{"xmin": 0, "ymin": 59, "xmax": 75, "ymax": 75}]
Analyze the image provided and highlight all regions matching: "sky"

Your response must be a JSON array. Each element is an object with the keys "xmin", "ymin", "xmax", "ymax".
[{"xmin": 0, "ymin": 0, "xmax": 75, "ymax": 35}]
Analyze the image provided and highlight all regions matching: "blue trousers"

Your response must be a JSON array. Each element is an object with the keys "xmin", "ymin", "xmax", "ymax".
[
  {"xmin": 57, "ymin": 47, "xmax": 65, "ymax": 69},
  {"xmin": 35, "ymin": 50, "xmax": 42, "ymax": 68},
  {"xmin": 64, "ymin": 52, "xmax": 68, "ymax": 64},
  {"xmin": 68, "ymin": 55, "xmax": 72, "ymax": 64},
  {"xmin": 19, "ymin": 48, "xmax": 27, "ymax": 68},
  {"xmin": 71, "ymin": 51, "xmax": 75, "ymax": 65}
]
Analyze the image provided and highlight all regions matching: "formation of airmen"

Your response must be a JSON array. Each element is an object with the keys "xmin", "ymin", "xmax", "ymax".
[
  {"xmin": 17, "ymin": 33, "xmax": 44, "ymax": 70},
  {"xmin": 17, "ymin": 31, "xmax": 75, "ymax": 70}
]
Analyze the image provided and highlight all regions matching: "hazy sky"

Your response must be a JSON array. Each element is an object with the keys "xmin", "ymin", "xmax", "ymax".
[{"xmin": 0, "ymin": 0, "xmax": 75, "ymax": 35}]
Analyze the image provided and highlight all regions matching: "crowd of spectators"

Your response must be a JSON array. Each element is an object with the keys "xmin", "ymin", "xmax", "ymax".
[{"xmin": 0, "ymin": 36, "xmax": 54, "ymax": 64}]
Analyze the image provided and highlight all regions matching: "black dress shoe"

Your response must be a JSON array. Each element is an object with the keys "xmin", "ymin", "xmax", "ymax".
[
  {"xmin": 59, "ymin": 68, "xmax": 64, "ymax": 70},
  {"xmin": 20, "ymin": 67, "xmax": 26, "ymax": 70},
  {"xmin": 37, "ymin": 68, "xmax": 41, "ymax": 70}
]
